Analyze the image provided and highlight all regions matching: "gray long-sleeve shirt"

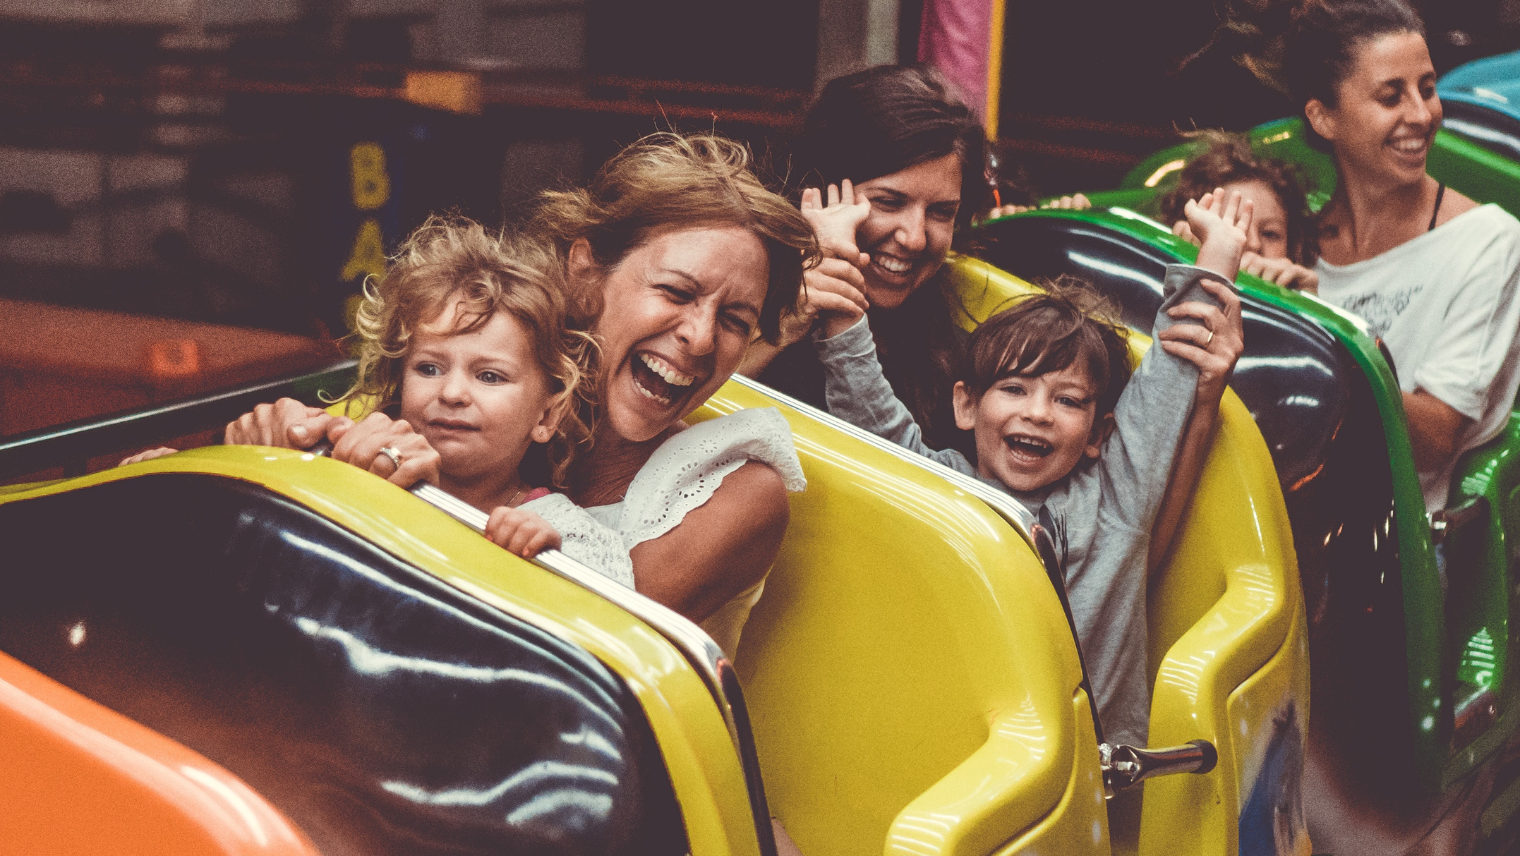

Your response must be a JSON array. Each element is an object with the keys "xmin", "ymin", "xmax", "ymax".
[{"xmin": 816, "ymin": 264, "xmax": 1227, "ymax": 748}]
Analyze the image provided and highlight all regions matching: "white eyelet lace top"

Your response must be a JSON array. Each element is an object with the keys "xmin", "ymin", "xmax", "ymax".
[{"xmin": 525, "ymin": 407, "xmax": 806, "ymax": 659}]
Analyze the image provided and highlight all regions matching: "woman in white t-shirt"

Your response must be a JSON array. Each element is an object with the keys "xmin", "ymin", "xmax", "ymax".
[{"xmin": 1286, "ymin": 0, "xmax": 1520, "ymax": 513}]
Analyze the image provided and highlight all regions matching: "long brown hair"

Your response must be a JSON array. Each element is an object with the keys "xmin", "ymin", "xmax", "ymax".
[{"xmin": 796, "ymin": 65, "xmax": 989, "ymax": 451}]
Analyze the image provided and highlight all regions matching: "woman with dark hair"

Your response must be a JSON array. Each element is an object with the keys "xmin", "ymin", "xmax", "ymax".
[
  {"xmin": 1284, "ymin": 0, "xmax": 1520, "ymax": 514},
  {"xmin": 739, "ymin": 65, "xmax": 992, "ymax": 453}
]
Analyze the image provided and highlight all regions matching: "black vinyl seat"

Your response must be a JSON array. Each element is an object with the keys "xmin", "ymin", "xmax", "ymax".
[
  {"xmin": 1442, "ymin": 99, "xmax": 1520, "ymax": 164},
  {"xmin": 974, "ymin": 216, "xmax": 1348, "ymax": 491},
  {"xmin": 0, "ymin": 473, "xmax": 686, "ymax": 856}
]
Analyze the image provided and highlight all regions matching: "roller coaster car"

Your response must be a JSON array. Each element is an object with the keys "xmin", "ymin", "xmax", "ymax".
[
  {"xmin": 0, "ymin": 340, "xmax": 1301, "ymax": 855},
  {"xmin": 974, "ymin": 194, "xmax": 1520, "ymax": 851},
  {"xmin": 1439, "ymin": 50, "xmax": 1520, "ymax": 179}
]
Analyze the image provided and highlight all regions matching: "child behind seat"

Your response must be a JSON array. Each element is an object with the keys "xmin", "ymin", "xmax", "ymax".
[
  {"xmin": 122, "ymin": 216, "xmax": 633, "ymax": 584},
  {"xmin": 1160, "ymin": 130, "xmax": 1320, "ymax": 293},
  {"xmin": 804, "ymin": 189, "xmax": 1250, "ymax": 748}
]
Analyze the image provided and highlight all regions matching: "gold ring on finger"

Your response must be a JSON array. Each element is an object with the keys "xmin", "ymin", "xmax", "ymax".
[
  {"xmin": 1204, "ymin": 328, "xmax": 1215, "ymax": 346},
  {"xmin": 379, "ymin": 446, "xmax": 404, "ymax": 470}
]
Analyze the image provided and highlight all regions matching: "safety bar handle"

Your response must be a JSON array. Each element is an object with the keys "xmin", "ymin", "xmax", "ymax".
[
  {"xmin": 1100, "ymin": 740, "xmax": 1217, "ymax": 795},
  {"xmin": 1429, "ymin": 495, "xmax": 1489, "ymax": 546}
]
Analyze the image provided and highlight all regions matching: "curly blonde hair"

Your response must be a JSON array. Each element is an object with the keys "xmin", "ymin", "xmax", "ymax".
[
  {"xmin": 342, "ymin": 215, "xmax": 596, "ymax": 487},
  {"xmin": 529, "ymin": 132, "xmax": 820, "ymax": 344}
]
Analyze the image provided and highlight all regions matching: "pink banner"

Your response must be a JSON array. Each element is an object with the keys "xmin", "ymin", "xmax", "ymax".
[{"xmin": 917, "ymin": 0, "xmax": 995, "ymax": 121}]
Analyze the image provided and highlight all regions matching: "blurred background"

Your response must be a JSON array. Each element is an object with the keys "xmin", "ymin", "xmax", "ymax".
[{"xmin": 2, "ymin": 0, "xmax": 1518, "ymax": 446}]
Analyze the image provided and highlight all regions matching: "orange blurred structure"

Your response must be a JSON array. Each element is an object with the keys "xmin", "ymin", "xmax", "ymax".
[
  {"xmin": 0, "ymin": 299, "xmax": 334, "ymax": 437},
  {"xmin": 0, "ymin": 651, "xmax": 318, "ymax": 856}
]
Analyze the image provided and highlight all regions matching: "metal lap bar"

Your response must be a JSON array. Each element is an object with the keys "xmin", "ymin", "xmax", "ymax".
[
  {"xmin": 0, "ymin": 360, "xmax": 358, "ymax": 481},
  {"xmin": 1429, "ymin": 495, "xmax": 1489, "ymax": 546},
  {"xmin": 1100, "ymin": 740, "xmax": 1219, "ymax": 794},
  {"xmin": 405, "ymin": 479, "xmax": 779, "ymax": 856}
]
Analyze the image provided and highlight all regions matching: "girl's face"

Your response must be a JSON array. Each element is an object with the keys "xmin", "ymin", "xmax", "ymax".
[
  {"xmin": 400, "ymin": 298, "xmax": 563, "ymax": 488},
  {"xmin": 1308, "ymin": 31, "xmax": 1439, "ymax": 188},
  {"xmin": 853, "ymin": 152, "xmax": 962, "ymax": 309},
  {"xmin": 585, "ymin": 226, "xmax": 770, "ymax": 443},
  {"xmin": 1223, "ymin": 179, "xmax": 1290, "ymax": 259}
]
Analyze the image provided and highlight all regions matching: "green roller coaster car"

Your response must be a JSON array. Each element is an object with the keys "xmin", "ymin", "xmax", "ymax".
[{"xmin": 975, "ymin": 135, "xmax": 1520, "ymax": 850}]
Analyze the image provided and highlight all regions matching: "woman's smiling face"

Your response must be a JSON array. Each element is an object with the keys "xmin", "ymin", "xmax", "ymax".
[
  {"xmin": 589, "ymin": 226, "xmax": 770, "ymax": 443},
  {"xmin": 853, "ymin": 152, "xmax": 963, "ymax": 309},
  {"xmin": 1312, "ymin": 30, "xmax": 1439, "ymax": 187}
]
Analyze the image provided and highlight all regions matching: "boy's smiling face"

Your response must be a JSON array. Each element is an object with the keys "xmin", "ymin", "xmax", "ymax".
[{"xmin": 953, "ymin": 362, "xmax": 1109, "ymax": 493}]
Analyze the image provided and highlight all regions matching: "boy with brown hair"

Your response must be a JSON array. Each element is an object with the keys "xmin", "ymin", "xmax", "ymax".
[{"xmin": 807, "ymin": 189, "xmax": 1251, "ymax": 747}]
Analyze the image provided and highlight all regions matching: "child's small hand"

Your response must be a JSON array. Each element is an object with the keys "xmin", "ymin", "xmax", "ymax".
[
  {"xmin": 1184, "ymin": 188, "xmax": 1253, "ymax": 281},
  {"xmin": 485, "ymin": 506, "xmax": 563, "ymax": 558},
  {"xmin": 1159, "ymin": 277, "xmax": 1245, "ymax": 408},
  {"xmin": 801, "ymin": 182, "xmax": 871, "ymax": 267},
  {"xmin": 119, "ymin": 447, "xmax": 179, "ymax": 467},
  {"xmin": 1241, "ymin": 252, "xmax": 1319, "ymax": 293},
  {"xmin": 771, "ymin": 258, "xmax": 869, "ymax": 348},
  {"xmin": 984, "ymin": 193, "xmax": 1092, "ymax": 221}
]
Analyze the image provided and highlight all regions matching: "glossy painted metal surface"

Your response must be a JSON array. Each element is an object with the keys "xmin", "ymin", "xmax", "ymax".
[
  {"xmin": 0, "ymin": 468, "xmax": 687, "ymax": 856},
  {"xmin": 1109, "ymin": 117, "xmax": 1520, "ymax": 221},
  {"xmin": 943, "ymin": 255, "xmax": 1308, "ymax": 856},
  {"xmin": 973, "ymin": 204, "xmax": 1520, "ymax": 849},
  {"xmin": 696, "ymin": 381, "xmax": 1107, "ymax": 856},
  {"xmin": 0, "ymin": 650, "xmax": 317, "ymax": 856},
  {"xmin": 323, "ymin": 395, "xmax": 780, "ymax": 853},
  {"xmin": 1440, "ymin": 51, "xmax": 1520, "ymax": 165}
]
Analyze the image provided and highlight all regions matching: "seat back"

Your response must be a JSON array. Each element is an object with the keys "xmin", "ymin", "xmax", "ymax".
[
  {"xmin": 943, "ymin": 254, "xmax": 1309, "ymax": 856},
  {"xmin": 691, "ymin": 380, "xmax": 1111, "ymax": 856},
  {"xmin": 0, "ymin": 649, "xmax": 317, "ymax": 856}
]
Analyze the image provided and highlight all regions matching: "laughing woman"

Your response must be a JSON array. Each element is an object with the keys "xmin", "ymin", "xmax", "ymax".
[
  {"xmin": 1286, "ymin": 0, "xmax": 1520, "ymax": 514},
  {"xmin": 739, "ymin": 65, "xmax": 992, "ymax": 453},
  {"xmin": 224, "ymin": 134, "xmax": 818, "ymax": 661}
]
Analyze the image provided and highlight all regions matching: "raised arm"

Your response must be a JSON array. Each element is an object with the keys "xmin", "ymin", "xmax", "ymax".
[
  {"xmin": 738, "ymin": 258, "xmax": 868, "ymax": 377},
  {"xmin": 740, "ymin": 184, "xmax": 870, "ymax": 378},
  {"xmin": 1147, "ymin": 190, "xmax": 1249, "ymax": 572},
  {"xmin": 1147, "ymin": 278, "xmax": 1245, "ymax": 572},
  {"xmin": 815, "ymin": 316, "xmax": 977, "ymax": 475}
]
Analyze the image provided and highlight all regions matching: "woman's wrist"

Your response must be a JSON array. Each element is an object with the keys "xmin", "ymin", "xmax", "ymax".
[{"xmin": 738, "ymin": 337, "xmax": 784, "ymax": 378}]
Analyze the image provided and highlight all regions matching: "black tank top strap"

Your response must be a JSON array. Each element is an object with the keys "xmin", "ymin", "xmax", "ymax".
[{"xmin": 1430, "ymin": 182, "xmax": 1447, "ymax": 231}]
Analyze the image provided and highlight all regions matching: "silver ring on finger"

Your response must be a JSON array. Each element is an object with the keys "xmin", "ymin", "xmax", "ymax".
[
  {"xmin": 1204, "ymin": 328, "xmax": 1215, "ymax": 347},
  {"xmin": 379, "ymin": 446, "xmax": 404, "ymax": 470}
]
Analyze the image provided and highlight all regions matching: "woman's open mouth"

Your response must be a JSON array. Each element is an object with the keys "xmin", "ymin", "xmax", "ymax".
[
  {"xmin": 1386, "ymin": 134, "xmax": 1430, "ymax": 163},
  {"xmin": 870, "ymin": 252, "xmax": 919, "ymax": 283},
  {"xmin": 630, "ymin": 352, "xmax": 696, "ymax": 407}
]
